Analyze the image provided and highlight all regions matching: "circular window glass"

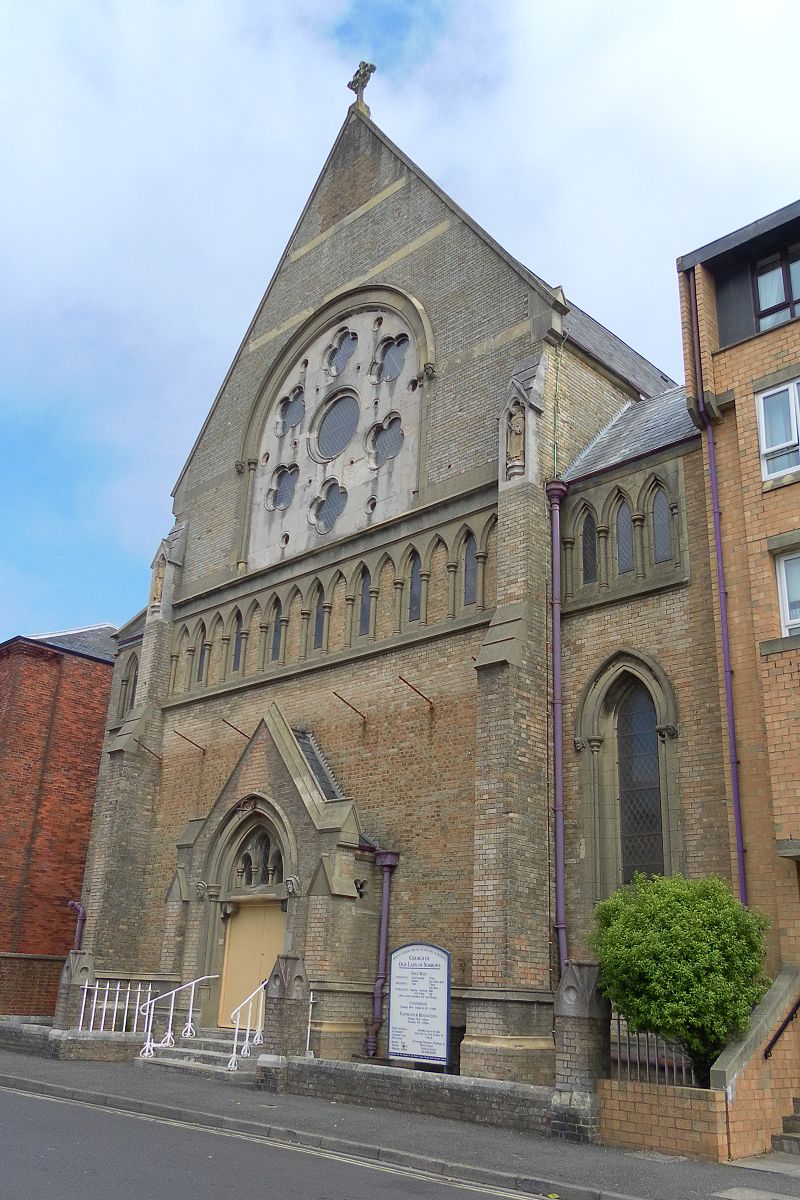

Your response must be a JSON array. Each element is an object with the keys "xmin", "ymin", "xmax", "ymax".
[
  {"xmin": 317, "ymin": 394, "xmax": 360, "ymax": 459},
  {"xmin": 281, "ymin": 389, "xmax": 305, "ymax": 429}
]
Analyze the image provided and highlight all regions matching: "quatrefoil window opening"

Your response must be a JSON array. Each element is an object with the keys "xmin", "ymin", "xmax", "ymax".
[
  {"xmin": 280, "ymin": 387, "xmax": 305, "ymax": 431},
  {"xmin": 268, "ymin": 464, "xmax": 299, "ymax": 511},
  {"xmin": 327, "ymin": 329, "xmax": 358, "ymax": 376},
  {"xmin": 314, "ymin": 481, "xmax": 348, "ymax": 534},
  {"xmin": 372, "ymin": 415, "xmax": 404, "ymax": 467},
  {"xmin": 375, "ymin": 334, "xmax": 409, "ymax": 383}
]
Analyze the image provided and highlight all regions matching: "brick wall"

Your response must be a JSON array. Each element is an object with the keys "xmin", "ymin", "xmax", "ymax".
[
  {"xmin": 0, "ymin": 954, "xmax": 64, "ymax": 1016},
  {"xmin": 0, "ymin": 641, "xmax": 111, "ymax": 1013},
  {"xmin": 598, "ymin": 1080, "xmax": 728, "ymax": 1160}
]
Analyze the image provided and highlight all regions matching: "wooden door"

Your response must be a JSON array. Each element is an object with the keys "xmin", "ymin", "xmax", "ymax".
[{"xmin": 217, "ymin": 902, "xmax": 285, "ymax": 1028}]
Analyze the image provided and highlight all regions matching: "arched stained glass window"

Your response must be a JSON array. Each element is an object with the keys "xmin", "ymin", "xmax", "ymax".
[
  {"xmin": 232, "ymin": 614, "xmax": 243, "ymax": 673},
  {"xmin": 196, "ymin": 625, "xmax": 207, "ymax": 682},
  {"xmin": 408, "ymin": 551, "xmax": 421, "ymax": 621},
  {"xmin": 618, "ymin": 684, "xmax": 664, "ymax": 883},
  {"xmin": 270, "ymin": 603, "xmax": 282, "ymax": 662},
  {"xmin": 464, "ymin": 533, "xmax": 477, "ymax": 605},
  {"xmin": 373, "ymin": 416, "xmax": 404, "ymax": 467},
  {"xmin": 377, "ymin": 335, "xmax": 409, "ymax": 382},
  {"xmin": 616, "ymin": 502, "xmax": 634, "ymax": 574},
  {"xmin": 313, "ymin": 589, "xmax": 325, "ymax": 650},
  {"xmin": 359, "ymin": 569, "xmax": 371, "ymax": 636},
  {"xmin": 652, "ymin": 488, "xmax": 672, "ymax": 564},
  {"xmin": 582, "ymin": 513, "xmax": 598, "ymax": 584}
]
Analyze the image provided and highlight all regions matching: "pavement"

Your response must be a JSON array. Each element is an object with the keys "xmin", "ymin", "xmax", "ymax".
[{"xmin": 0, "ymin": 1047, "xmax": 799, "ymax": 1200}]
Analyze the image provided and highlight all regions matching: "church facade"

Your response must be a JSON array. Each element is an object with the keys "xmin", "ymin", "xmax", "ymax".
[{"xmin": 66, "ymin": 86, "xmax": 799, "ymax": 1088}]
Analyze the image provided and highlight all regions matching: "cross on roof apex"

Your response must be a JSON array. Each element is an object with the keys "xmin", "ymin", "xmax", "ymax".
[{"xmin": 347, "ymin": 61, "xmax": 376, "ymax": 115}]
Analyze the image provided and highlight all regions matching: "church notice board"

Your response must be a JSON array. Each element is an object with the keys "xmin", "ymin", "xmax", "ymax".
[{"xmin": 387, "ymin": 943, "xmax": 451, "ymax": 1065}]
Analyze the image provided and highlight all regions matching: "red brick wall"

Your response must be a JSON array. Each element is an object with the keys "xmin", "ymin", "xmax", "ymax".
[
  {"xmin": 0, "ymin": 953, "xmax": 64, "ymax": 1016},
  {"xmin": 0, "ymin": 641, "xmax": 112, "ymax": 1002}
]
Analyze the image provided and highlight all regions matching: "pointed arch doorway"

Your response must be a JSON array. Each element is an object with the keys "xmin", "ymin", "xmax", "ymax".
[{"xmin": 216, "ymin": 821, "xmax": 288, "ymax": 1028}]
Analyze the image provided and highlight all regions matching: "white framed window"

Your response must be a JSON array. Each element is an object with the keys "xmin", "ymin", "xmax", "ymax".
[
  {"xmin": 757, "ymin": 379, "xmax": 800, "ymax": 480},
  {"xmin": 777, "ymin": 552, "xmax": 800, "ymax": 637}
]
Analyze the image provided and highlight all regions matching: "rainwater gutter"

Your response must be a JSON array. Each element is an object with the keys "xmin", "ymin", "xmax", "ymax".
[
  {"xmin": 686, "ymin": 269, "xmax": 747, "ymax": 905},
  {"xmin": 68, "ymin": 900, "xmax": 86, "ymax": 951},
  {"xmin": 546, "ymin": 478, "xmax": 569, "ymax": 974},
  {"xmin": 365, "ymin": 849, "xmax": 399, "ymax": 1055}
]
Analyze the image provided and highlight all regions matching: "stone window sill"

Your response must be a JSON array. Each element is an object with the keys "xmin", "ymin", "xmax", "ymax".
[{"xmin": 759, "ymin": 632, "xmax": 800, "ymax": 657}]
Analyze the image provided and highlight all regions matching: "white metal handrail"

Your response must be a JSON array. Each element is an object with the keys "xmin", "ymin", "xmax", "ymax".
[
  {"xmin": 227, "ymin": 978, "xmax": 268, "ymax": 1071},
  {"xmin": 78, "ymin": 979, "xmax": 154, "ymax": 1034},
  {"xmin": 140, "ymin": 974, "xmax": 219, "ymax": 1058}
]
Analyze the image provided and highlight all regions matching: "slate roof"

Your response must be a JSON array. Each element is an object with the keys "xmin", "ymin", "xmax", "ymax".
[
  {"xmin": 563, "ymin": 385, "xmax": 698, "ymax": 482},
  {"xmin": 28, "ymin": 623, "xmax": 118, "ymax": 663},
  {"xmin": 292, "ymin": 729, "xmax": 345, "ymax": 801},
  {"xmin": 562, "ymin": 303, "xmax": 677, "ymax": 398}
]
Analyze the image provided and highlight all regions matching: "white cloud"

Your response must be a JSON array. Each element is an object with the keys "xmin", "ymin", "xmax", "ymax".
[{"xmin": 0, "ymin": 0, "xmax": 798, "ymax": 636}]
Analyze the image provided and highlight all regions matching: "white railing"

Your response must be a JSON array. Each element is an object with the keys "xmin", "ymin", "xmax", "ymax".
[
  {"xmin": 78, "ymin": 979, "xmax": 154, "ymax": 1034},
  {"xmin": 227, "ymin": 979, "xmax": 268, "ymax": 1071},
  {"xmin": 140, "ymin": 975, "xmax": 219, "ymax": 1058}
]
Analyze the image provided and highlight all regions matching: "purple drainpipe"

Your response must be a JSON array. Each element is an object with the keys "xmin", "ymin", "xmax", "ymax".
[
  {"xmin": 686, "ymin": 270, "xmax": 747, "ymax": 905},
  {"xmin": 67, "ymin": 900, "xmax": 86, "ymax": 951},
  {"xmin": 365, "ymin": 850, "xmax": 399, "ymax": 1056},
  {"xmin": 546, "ymin": 479, "xmax": 569, "ymax": 975}
]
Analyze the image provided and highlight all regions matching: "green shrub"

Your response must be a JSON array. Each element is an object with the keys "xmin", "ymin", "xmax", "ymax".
[{"xmin": 588, "ymin": 874, "xmax": 769, "ymax": 1086}]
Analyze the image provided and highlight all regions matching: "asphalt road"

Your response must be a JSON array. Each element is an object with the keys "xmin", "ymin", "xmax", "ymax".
[{"xmin": 0, "ymin": 1089, "xmax": 531, "ymax": 1200}]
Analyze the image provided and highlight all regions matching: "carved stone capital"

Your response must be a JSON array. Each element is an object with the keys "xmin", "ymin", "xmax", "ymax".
[{"xmin": 656, "ymin": 724, "xmax": 679, "ymax": 742}]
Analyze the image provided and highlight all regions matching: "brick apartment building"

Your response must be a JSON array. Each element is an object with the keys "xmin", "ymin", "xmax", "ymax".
[
  {"xmin": 0, "ymin": 625, "xmax": 116, "ymax": 1014},
  {"xmin": 54, "ymin": 80, "xmax": 799, "ymax": 1148},
  {"xmin": 677, "ymin": 203, "xmax": 800, "ymax": 971}
]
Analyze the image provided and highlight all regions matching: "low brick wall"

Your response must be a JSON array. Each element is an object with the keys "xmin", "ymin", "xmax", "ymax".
[
  {"xmin": 598, "ymin": 1079, "xmax": 728, "ymax": 1160},
  {"xmin": 0, "ymin": 1019, "xmax": 142, "ymax": 1062},
  {"xmin": 711, "ymin": 966, "xmax": 800, "ymax": 1159},
  {"xmin": 0, "ymin": 953, "xmax": 65, "ymax": 1016},
  {"xmin": 258, "ymin": 1056, "xmax": 553, "ymax": 1135}
]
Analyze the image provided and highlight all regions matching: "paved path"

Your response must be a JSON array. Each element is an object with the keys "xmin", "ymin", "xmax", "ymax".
[{"xmin": 0, "ymin": 1049, "xmax": 798, "ymax": 1200}]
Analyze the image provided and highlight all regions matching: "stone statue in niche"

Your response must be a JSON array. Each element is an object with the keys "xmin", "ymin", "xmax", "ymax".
[
  {"xmin": 151, "ymin": 555, "xmax": 166, "ymax": 606},
  {"xmin": 506, "ymin": 401, "xmax": 525, "ymax": 478}
]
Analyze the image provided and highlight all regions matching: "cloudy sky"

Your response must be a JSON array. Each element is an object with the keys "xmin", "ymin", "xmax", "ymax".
[{"xmin": 2, "ymin": 0, "xmax": 798, "ymax": 642}]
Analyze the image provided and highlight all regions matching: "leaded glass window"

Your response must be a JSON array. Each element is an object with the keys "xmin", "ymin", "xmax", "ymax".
[
  {"xmin": 616, "ymin": 502, "xmax": 634, "ymax": 574},
  {"xmin": 328, "ymin": 330, "xmax": 358, "ymax": 375},
  {"xmin": 582, "ymin": 513, "xmax": 597, "ymax": 584},
  {"xmin": 359, "ymin": 570, "xmax": 371, "ymax": 636},
  {"xmin": 652, "ymin": 489, "xmax": 672, "ymax": 564},
  {"xmin": 316, "ymin": 482, "xmax": 348, "ymax": 533},
  {"xmin": 377, "ymin": 335, "xmax": 409, "ymax": 382},
  {"xmin": 271, "ymin": 603, "xmax": 282, "ymax": 662},
  {"xmin": 618, "ymin": 684, "xmax": 664, "ymax": 883},
  {"xmin": 274, "ymin": 465, "xmax": 299, "ymax": 510},
  {"xmin": 232, "ymin": 614, "xmax": 243, "ymax": 672},
  {"xmin": 373, "ymin": 416, "xmax": 404, "ymax": 467},
  {"xmin": 281, "ymin": 388, "xmax": 305, "ymax": 430},
  {"xmin": 313, "ymin": 589, "xmax": 325, "ymax": 650},
  {"xmin": 408, "ymin": 551, "xmax": 421, "ymax": 621},
  {"xmin": 464, "ymin": 533, "xmax": 477, "ymax": 605},
  {"xmin": 195, "ymin": 625, "xmax": 207, "ymax": 682},
  {"xmin": 318, "ymin": 394, "xmax": 360, "ymax": 459}
]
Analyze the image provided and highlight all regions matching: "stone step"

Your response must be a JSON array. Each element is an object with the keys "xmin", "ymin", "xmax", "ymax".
[
  {"xmin": 794, "ymin": 1096, "xmax": 800, "ymax": 1116},
  {"xmin": 135, "ymin": 1056, "xmax": 256, "ymax": 1083},
  {"xmin": 782, "ymin": 1114, "xmax": 800, "ymax": 1135},
  {"xmin": 772, "ymin": 1132, "xmax": 800, "ymax": 1155}
]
